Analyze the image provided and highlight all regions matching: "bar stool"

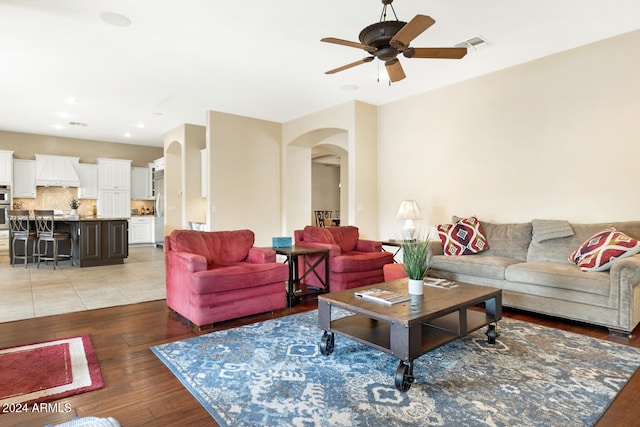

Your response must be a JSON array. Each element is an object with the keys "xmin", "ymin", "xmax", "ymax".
[
  {"xmin": 34, "ymin": 210, "xmax": 74, "ymax": 269},
  {"xmin": 8, "ymin": 210, "xmax": 37, "ymax": 268}
]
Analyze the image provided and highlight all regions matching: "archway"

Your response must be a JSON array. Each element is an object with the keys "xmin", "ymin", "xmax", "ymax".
[{"xmin": 284, "ymin": 128, "xmax": 349, "ymax": 235}]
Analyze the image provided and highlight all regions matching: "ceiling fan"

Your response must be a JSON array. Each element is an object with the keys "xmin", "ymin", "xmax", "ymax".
[{"xmin": 321, "ymin": 0, "xmax": 467, "ymax": 83}]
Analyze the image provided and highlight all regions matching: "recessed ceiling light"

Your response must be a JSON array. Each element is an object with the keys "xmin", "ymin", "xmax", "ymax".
[
  {"xmin": 53, "ymin": 124, "xmax": 66, "ymax": 130},
  {"xmin": 136, "ymin": 122, "xmax": 145, "ymax": 129},
  {"xmin": 100, "ymin": 12, "xmax": 132, "ymax": 27},
  {"xmin": 124, "ymin": 133, "xmax": 131, "ymax": 138}
]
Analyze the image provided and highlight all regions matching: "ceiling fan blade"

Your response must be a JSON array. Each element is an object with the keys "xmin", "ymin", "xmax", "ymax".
[
  {"xmin": 325, "ymin": 57, "xmax": 374, "ymax": 75},
  {"xmin": 385, "ymin": 59, "xmax": 406, "ymax": 83},
  {"xmin": 391, "ymin": 15, "xmax": 435, "ymax": 47},
  {"xmin": 321, "ymin": 37, "xmax": 372, "ymax": 51},
  {"xmin": 405, "ymin": 47, "xmax": 468, "ymax": 59}
]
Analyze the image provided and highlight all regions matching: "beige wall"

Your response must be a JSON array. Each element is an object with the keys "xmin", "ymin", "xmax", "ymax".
[
  {"xmin": 163, "ymin": 124, "xmax": 206, "ymax": 235},
  {"xmin": 312, "ymin": 163, "xmax": 340, "ymax": 221},
  {"xmin": 377, "ymin": 30, "xmax": 640, "ymax": 240},
  {"xmin": 0, "ymin": 131, "xmax": 162, "ymax": 166},
  {"xmin": 207, "ymin": 111, "xmax": 282, "ymax": 246}
]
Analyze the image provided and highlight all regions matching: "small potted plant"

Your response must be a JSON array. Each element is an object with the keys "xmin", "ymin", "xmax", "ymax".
[
  {"xmin": 69, "ymin": 198, "xmax": 81, "ymax": 216},
  {"xmin": 402, "ymin": 229, "xmax": 432, "ymax": 295}
]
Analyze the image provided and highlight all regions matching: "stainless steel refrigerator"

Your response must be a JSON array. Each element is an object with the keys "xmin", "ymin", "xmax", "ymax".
[{"xmin": 153, "ymin": 169, "xmax": 165, "ymax": 247}]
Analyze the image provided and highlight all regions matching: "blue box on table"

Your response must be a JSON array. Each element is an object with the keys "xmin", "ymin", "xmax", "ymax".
[{"xmin": 272, "ymin": 237, "xmax": 292, "ymax": 248}]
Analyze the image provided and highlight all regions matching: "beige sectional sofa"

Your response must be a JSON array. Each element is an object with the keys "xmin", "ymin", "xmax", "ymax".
[{"xmin": 430, "ymin": 219, "xmax": 640, "ymax": 336}]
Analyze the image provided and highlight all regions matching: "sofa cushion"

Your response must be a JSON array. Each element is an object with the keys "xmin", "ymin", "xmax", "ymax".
[
  {"xmin": 327, "ymin": 226, "xmax": 359, "ymax": 253},
  {"xmin": 431, "ymin": 254, "xmax": 522, "ymax": 280},
  {"xmin": 331, "ymin": 251, "xmax": 393, "ymax": 273},
  {"xmin": 169, "ymin": 229, "xmax": 254, "ymax": 265},
  {"xmin": 478, "ymin": 221, "xmax": 532, "ymax": 261},
  {"xmin": 437, "ymin": 216, "xmax": 489, "ymax": 256},
  {"xmin": 192, "ymin": 262, "xmax": 288, "ymax": 293},
  {"xmin": 532, "ymin": 219, "xmax": 574, "ymax": 243},
  {"xmin": 505, "ymin": 262, "xmax": 610, "ymax": 296},
  {"xmin": 303, "ymin": 226, "xmax": 336, "ymax": 245},
  {"xmin": 527, "ymin": 221, "xmax": 640, "ymax": 264},
  {"xmin": 569, "ymin": 228, "xmax": 640, "ymax": 272}
]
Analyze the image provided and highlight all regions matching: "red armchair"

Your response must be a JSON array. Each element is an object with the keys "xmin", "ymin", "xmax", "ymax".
[
  {"xmin": 294, "ymin": 226, "xmax": 394, "ymax": 292},
  {"xmin": 165, "ymin": 229, "xmax": 288, "ymax": 327}
]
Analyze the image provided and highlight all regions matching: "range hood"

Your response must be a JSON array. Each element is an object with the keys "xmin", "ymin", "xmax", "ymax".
[{"xmin": 35, "ymin": 154, "xmax": 81, "ymax": 187}]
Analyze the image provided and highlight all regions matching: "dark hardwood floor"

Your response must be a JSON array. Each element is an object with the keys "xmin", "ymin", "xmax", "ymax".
[{"xmin": 1, "ymin": 298, "xmax": 639, "ymax": 427}]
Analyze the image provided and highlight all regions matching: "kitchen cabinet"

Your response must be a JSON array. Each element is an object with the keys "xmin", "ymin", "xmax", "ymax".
[
  {"xmin": 97, "ymin": 158, "xmax": 131, "ymax": 218},
  {"xmin": 76, "ymin": 163, "xmax": 99, "ymax": 199},
  {"xmin": 75, "ymin": 219, "xmax": 128, "ymax": 267},
  {"xmin": 131, "ymin": 165, "xmax": 154, "ymax": 200},
  {"xmin": 153, "ymin": 157, "xmax": 164, "ymax": 171},
  {"xmin": 0, "ymin": 150, "xmax": 14, "ymax": 185},
  {"xmin": 98, "ymin": 190, "xmax": 130, "ymax": 219},
  {"xmin": 97, "ymin": 158, "xmax": 131, "ymax": 190},
  {"xmin": 129, "ymin": 216, "xmax": 153, "ymax": 244},
  {"xmin": 13, "ymin": 159, "xmax": 36, "ymax": 198}
]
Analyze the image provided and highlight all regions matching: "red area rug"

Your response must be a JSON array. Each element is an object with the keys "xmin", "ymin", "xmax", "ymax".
[{"xmin": 0, "ymin": 334, "xmax": 104, "ymax": 406}]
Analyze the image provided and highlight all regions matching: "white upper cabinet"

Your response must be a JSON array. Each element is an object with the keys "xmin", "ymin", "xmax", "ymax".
[
  {"xmin": 76, "ymin": 163, "xmax": 99, "ymax": 199},
  {"xmin": 131, "ymin": 164, "xmax": 154, "ymax": 200},
  {"xmin": 0, "ymin": 150, "xmax": 14, "ymax": 185},
  {"xmin": 97, "ymin": 158, "xmax": 131, "ymax": 190},
  {"xmin": 13, "ymin": 159, "xmax": 36, "ymax": 198}
]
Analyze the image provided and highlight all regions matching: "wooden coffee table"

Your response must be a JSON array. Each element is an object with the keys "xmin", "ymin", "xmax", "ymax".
[{"xmin": 317, "ymin": 279, "xmax": 502, "ymax": 391}]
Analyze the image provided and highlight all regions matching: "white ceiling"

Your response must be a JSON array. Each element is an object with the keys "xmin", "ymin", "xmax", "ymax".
[{"xmin": 1, "ymin": 0, "xmax": 638, "ymax": 148}]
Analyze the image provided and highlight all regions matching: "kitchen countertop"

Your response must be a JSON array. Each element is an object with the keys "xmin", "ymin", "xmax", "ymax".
[{"xmin": 50, "ymin": 216, "xmax": 130, "ymax": 221}]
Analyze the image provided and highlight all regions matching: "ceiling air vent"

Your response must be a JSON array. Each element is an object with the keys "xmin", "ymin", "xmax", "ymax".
[
  {"xmin": 69, "ymin": 121, "xmax": 88, "ymax": 127},
  {"xmin": 455, "ymin": 36, "xmax": 490, "ymax": 51}
]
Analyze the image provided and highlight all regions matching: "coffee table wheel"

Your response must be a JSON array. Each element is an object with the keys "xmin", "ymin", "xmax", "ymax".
[
  {"xmin": 485, "ymin": 323, "xmax": 500, "ymax": 344},
  {"xmin": 395, "ymin": 361, "xmax": 414, "ymax": 391},
  {"xmin": 319, "ymin": 331, "xmax": 335, "ymax": 355}
]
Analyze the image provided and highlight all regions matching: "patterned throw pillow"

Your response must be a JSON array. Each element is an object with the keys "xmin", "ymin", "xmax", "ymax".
[
  {"xmin": 569, "ymin": 228, "xmax": 640, "ymax": 272},
  {"xmin": 437, "ymin": 216, "xmax": 489, "ymax": 256}
]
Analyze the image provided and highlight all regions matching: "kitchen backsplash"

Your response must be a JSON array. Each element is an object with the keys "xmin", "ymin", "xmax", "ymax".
[{"xmin": 14, "ymin": 187, "xmax": 155, "ymax": 216}]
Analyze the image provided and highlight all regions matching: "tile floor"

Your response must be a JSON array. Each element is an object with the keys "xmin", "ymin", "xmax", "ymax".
[{"xmin": 0, "ymin": 230, "xmax": 166, "ymax": 323}]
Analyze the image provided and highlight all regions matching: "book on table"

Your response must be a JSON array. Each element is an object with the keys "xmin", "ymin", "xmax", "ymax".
[
  {"xmin": 354, "ymin": 288, "xmax": 410, "ymax": 305},
  {"xmin": 423, "ymin": 277, "xmax": 458, "ymax": 289}
]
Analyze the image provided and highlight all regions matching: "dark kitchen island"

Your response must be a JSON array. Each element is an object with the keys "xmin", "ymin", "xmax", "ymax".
[
  {"xmin": 67, "ymin": 217, "xmax": 129, "ymax": 267},
  {"xmin": 9, "ymin": 216, "xmax": 129, "ymax": 268}
]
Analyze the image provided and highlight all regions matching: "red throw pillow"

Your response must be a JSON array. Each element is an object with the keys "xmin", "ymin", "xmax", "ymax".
[
  {"xmin": 437, "ymin": 216, "xmax": 489, "ymax": 256},
  {"xmin": 569, "ymin": 227, "xmax": 640, "ymax": 272}
]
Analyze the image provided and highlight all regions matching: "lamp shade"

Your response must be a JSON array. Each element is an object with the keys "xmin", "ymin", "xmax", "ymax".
[{"xmin": 394, "ymin": 200, "xmax": 423, "ymax": 220}]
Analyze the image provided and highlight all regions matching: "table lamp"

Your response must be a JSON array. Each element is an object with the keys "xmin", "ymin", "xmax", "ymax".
[{"xmin": 395, "ymin": 200, "xmax": 423, "ymax": 241}]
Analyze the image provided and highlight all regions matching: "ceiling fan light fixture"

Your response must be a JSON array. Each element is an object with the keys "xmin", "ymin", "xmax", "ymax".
[{"xmin": 321, "ymin": 0, "xmax": 466, "ymax": 82}]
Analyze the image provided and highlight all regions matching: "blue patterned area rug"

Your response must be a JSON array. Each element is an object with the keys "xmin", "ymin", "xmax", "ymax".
[{"xmin": 151, "ymin": 310, "xmax": 640, "ymax": 426}]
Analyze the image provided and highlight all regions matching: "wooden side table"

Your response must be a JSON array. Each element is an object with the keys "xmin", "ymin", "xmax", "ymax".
[
  {"xmin": 272, "ymin": 245, "xmax": 330, "ymax": 307},
  {"xmin": 381, "ymin": 240, "xmax": 404, "ymax": 263}
]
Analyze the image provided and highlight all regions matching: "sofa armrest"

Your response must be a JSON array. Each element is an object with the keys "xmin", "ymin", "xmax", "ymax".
[
  {"xmin": 169, "ymin": 251, "xmax": 208, "ymax": 273},
  {"xmin": 247, "ymin": 247, "xmax": 277, "ymax": 263},
  {"xmin": 610, "ymin": 255, "xmax": 640, "ymax": 287},
  {"xmin": 429, "ymin": 240, "xmax": 444, "ymax": 256},
  {"xmin": 356, "ymin": 239, "xmax": 382, "ymax": 252},
  {"xmin": 609, "ymin": 255, "xmax": 640, "ymax": 332}
]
